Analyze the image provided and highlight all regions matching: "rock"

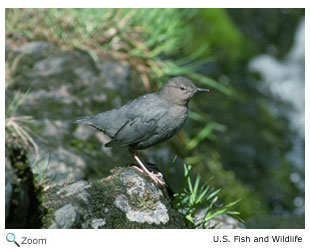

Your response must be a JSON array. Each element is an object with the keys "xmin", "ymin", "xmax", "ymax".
[
  {"xmin": 49, "ymin": 204, "xmax": 79, "ymax": 229},
  {"xmin": 194, "ymin": 209, "xmax": 245, "ymax": 229},
  {"xmin": 97, "ymin": 60, "xmax": 130, "ymax": 93},
  {"xmin": 31, "ymin": 146, "xmax": 86, "ymax": 185},
  {"xmin": 114, "ymin": 170, "xmax": 169, "ymax": 225},
  {"xmin": 91, "ymin": 218, "xmax": 106, "ymax": 229},
  {"xmin": 6, "ymin": 40, "xmax": 133, "ymax": 186},
  {"xmin": 30, "ymin": 55, "xmax": 70, "ymax": 77},
  {"xmin": 42, "ymin": 167, "xmax": 190, "ymax": 229},
  {"xmin": 14, "ymin": 41, "xmax": 57, "ymax": 60},
  {"xmin": 56, "ymin": 180, "xmax": 90, "ymax": 204},
  {"xmin": 206, "ymin": 214, "xmax": 245, "ymax": 229}
]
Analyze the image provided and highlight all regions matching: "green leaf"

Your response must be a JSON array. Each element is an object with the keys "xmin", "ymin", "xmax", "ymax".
[
  {"xmin": 206, "ymin": 189, "xmax": 221, "ymax": 201},
  {"xmin": 186, "ymin": 123, "xmax": 214, "ymax": 150}
]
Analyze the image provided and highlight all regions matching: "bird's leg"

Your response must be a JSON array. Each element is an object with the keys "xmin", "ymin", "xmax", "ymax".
[
  {"xmin": 129, "ymin": 149, "xmax": 159, "ymax": 175},
  {"xmin": 132, "ymin": 164, "xmax": 163, "ymax": 178},
  {"xmin": 142, "ymin": 163, "xmax": 163, "ymax": 179},
  {"xmin": 129, "ymin": 149, "xmax": 165, "ymax": 185},
  {"xmin": 133, "ymin": 154, "xmax": 165, "ymax": 185},
  {"xmin": 132, "ymin": 165, "xmax": 144, "ymax": 173}
]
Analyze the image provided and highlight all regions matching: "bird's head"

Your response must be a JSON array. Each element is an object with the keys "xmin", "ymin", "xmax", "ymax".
[{"xmin": 158, "ymin": 76, "xmax": 209, "ymax": 106}]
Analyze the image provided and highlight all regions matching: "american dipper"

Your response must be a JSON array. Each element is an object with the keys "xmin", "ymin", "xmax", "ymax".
[{"xmin": 74, "ymin": 76, "xmax": 209, "ymax": 185}]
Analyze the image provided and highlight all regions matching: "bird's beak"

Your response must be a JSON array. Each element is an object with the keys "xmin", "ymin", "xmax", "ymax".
[{"xmin": 196, "ymin": 87, "xmax": 210, "ymax": 93}]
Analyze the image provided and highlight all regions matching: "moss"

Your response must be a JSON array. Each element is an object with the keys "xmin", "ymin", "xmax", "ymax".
[
  {"xmin": 5, "ymin": 130, "xmax": 46, "ymax": 228},
  {"xmin": 85, "ymin": 167, "xmax": 192, "ymax": 229},
  {"xmin": 41, "ymin": 166, "xmax": 192, "ymax": 228},
  {"xmin": 40, "ymin": 207, "xmax": 55, "ymax": 228}
]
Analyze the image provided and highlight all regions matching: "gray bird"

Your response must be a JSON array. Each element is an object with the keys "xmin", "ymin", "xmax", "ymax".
[{"xmin": 74, "ymin": 76, "xmax": 209, "ymax": 185}]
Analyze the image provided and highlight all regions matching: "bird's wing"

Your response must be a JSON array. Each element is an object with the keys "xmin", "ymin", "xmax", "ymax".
[
  {"xmin": 87, "ymin": 107, "xmax": 130, "ymax": 138},
  {"xmin": 110, "ymin": 95, "xmax": 167, "ymax": 147}
]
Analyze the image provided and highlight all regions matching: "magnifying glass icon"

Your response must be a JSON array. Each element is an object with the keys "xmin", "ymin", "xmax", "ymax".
[{"xmin": 6, "ymin": 233, "xmax": 20, "ymax": 247}]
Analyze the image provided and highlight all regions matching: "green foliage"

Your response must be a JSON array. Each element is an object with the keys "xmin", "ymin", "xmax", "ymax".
[
  {"xmin": 173, "ymin": 164, "xmax": 241, "ymax": 228},
  {"xmin": 186, "ymin": 121, "xmax": 226, "ymax": 151},
  {"xmin": 6, "ymin": 91, "xmax": 24, "ymax": 117},
  {"xmin": 5, "ymin": 90, "xmax": 39, "ymax": 157},
  {"xmin": 32, "ymin": 156, "xmax": 54, "ymax": 187},
  {"xmin": 182, "ymin": 9, "xmax": 251, "ymax": 63},
  {"xmin": 5, "ymin": 8, "xmax": 230, "ymax": 94}
]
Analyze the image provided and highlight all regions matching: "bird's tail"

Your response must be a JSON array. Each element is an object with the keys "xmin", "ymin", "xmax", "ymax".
[{"xmin": 74, "ymin": 115, "xmax": 93, "ymax": 125}]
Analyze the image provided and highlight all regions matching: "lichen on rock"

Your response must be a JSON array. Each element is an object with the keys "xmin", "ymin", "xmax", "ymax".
[{"xmin": 42, "ymin": 167, "xmax": 190, "ymax": 229}]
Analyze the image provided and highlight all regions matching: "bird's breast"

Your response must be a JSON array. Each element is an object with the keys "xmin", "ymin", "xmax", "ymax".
[
  {"xmin": 129, "ymin": 103, "xmax": 188, "ymax": 150},
  {"xmin": 157, "ymin": 105, "xmax": 188, "ymax": 137}
]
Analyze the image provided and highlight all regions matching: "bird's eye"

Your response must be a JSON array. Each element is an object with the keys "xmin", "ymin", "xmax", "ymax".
[{"xmin": 180, "ymin": 86, "xmax": 186, "ymax": 91}]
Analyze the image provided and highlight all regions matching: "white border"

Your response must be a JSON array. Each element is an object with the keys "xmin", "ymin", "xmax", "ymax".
[{"xmin": 1, "ymin": 3, "xmax": 308, "ymax": 251}]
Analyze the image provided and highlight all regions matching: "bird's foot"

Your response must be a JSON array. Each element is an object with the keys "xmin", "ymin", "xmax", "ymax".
[
  {"xmin": 130, "ymin": 149, "xmax": 166, "ymax": 186},
  {"xmin": 147, "ymin": 171, "xmax": 165, "ymax": 186},
  {"xmin": 132, "ymin": 165, "xmax": 165, "ymax": 185},
  {"xmin": 154, "ymin": 172, "xmax": 163, "ymax": 179},
  {"xmin": 135, "ymin": 164, "xmax": 163, "ymax": 178}
]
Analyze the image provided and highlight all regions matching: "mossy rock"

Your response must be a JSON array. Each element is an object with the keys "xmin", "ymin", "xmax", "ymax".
[{"xmin": 42, "ymin": 167, "xmax": 192, "ymax": 229}]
